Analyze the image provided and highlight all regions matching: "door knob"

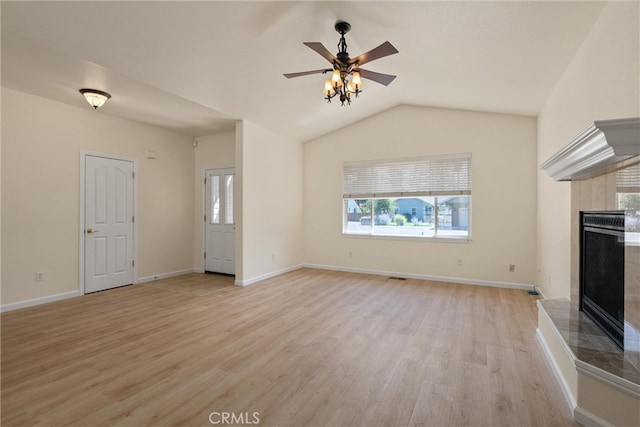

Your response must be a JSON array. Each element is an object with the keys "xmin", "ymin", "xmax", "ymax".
[{"xmin": 86, "ymin": 228, "xmax": 97, "ymax": 234}]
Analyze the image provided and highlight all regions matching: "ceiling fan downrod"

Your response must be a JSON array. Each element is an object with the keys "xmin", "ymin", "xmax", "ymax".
[{"xmin": 335, "ymin": 21, "xmax": 351, "ymax": 65}]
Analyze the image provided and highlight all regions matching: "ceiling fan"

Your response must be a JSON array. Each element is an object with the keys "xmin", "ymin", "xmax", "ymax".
[{"xmin": 284, "ymin": 21, "xmax": 399, "ymax": 106}]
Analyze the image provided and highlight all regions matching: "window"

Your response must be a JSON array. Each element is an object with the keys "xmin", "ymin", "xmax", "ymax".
[
  {"xmin": 211, "ymin": 176, "xmax": 220, "ymax": 224},
  {"xmin": 343, "ymin": 154, "xmax": 471, "ymax": 239},
  {"xmin": 616, "ymin": 164, "xmax": 640, "ymax": 239},
  {"xmin": 224, "ymin": 174, "xmax": 234, "ymax": 224}
]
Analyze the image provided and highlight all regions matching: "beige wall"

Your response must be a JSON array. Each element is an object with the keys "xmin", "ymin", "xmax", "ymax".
[
  {"xmin": 192, "ymin": 131, "xmax": 236, "ymax": 270},
  {"xmin": 303, "ymin": 105, "xmax": 537, "ymax": 287},
  {"xmin": 237, "ymin": 120, "xmax": 303, "ymax": 284},
  {"xmin": 1, "ymin": 88, "xmax": 195, "ymax": 305},
  {"xmin": 536, "ymin": 1, "xmax": 640, "ymax": 299}
]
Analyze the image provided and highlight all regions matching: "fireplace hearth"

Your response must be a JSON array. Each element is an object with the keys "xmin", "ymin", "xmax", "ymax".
[{"xmin": 580, "ymin": 211, "xmax": 625, "ymax": 349}]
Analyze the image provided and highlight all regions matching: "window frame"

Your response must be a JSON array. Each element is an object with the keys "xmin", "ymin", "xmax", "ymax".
[{"xmin": 342, "ymin": 154, "xmax": 472, "ymax": 242}]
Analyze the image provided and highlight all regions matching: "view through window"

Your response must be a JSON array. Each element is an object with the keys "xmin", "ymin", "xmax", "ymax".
[{"xmin": 343, "ymin": 154, "xmax": 471, "ymax": 239}]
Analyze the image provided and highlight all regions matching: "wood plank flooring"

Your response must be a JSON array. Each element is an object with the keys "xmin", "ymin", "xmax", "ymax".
[
  {"xmin": 141, "ymin": 273, "xmax": 235, "ymax": 296},
  {"xmin": 1, "ymin": 269, "xmax": 577, "ymax": 426}
]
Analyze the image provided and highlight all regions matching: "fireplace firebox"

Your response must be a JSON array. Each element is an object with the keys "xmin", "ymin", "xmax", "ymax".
[{"xmin": 580, "ymin": 211, "xmax": 625, "ymax": 349}]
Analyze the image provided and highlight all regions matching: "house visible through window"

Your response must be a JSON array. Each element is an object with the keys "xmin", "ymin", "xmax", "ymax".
[{"xmin": 343, "ymin": 154, "xmax": 472, "ymax": 239}]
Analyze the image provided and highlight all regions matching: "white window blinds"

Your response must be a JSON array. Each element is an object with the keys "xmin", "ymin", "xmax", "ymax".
[
  {"xmin": 343, "ymin": 153, "xmax": 472, "ymax": 199},
  {"xmin": 616, "ymin": 164, "xmax": 640, "ymax": 193}
]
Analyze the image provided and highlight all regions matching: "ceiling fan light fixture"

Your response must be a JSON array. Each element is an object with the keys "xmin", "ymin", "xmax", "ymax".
[
  {"xmin": 284, "ymin": 20, "xmax": 398, "ymax": 107},
  {"xmin": 79, "ymin": 88, "xmax": 111, "ymax": 109},
  {"xmin": 346, "ymin": 81, "xmax": 355, "ymax": 93},
  {"xmin": 331, "ymin": 69, "xmax": 343, "ymax": 87},
  {"xmin": 324, "ymin": 79, "xmax": 336, "ymax": 96},
  {"xmin": 352, "ymin": 71, "xmax": 362, "ymax": 88}
]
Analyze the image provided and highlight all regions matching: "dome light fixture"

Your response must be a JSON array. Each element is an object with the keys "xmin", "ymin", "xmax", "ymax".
[{"xmin": 79, "ymin": 88, "xmax": 111, "ymax": 109}]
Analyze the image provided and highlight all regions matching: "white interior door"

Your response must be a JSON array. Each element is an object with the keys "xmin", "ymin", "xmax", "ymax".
[
  {"xmin": 205, "ymin": 168, "xmax": 235, "ymax": 275},
  {"xmin": 84, "ymin": 155, "xmax": 135, "ymax": 293}
]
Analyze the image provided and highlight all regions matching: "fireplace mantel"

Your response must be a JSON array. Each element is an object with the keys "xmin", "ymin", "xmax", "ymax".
[{"xmin": 541, "ymin": 118, "xmax": 640, "ymax": 181}]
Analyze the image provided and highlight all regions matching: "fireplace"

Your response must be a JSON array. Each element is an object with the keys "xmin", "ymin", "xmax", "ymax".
[{"xmin": 580, "ymin": 211, "xmax": 625, "ymax": 349}]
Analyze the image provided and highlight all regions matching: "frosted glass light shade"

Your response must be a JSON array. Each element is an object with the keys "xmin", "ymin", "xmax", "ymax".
[
  {"xmin": 352, "ymin": 71, "xmax": 362, "ymax": 88},
  {"xmin": 324, "ymin": 79, "xmax": 335, "ymax": 95},
  {"xmin": 346, "ymin": 81, "xmax": 355, "ymax": 93},
  {"xmin": 331, "ymin": 69, "xmax": 343, "ymax": 87},
  {"xmin": 79, "ymin": 89, "xmax": 111, "ymax": 109}
]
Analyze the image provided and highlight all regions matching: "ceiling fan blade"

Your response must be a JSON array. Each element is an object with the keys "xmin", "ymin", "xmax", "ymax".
[
  {"xmin": 348, "ymin": 41, "xmax": 398, "ymax": 67},
  {"xmin": 303, "ymin": 42, "xmax": 344, "ymax": 66},
  {"xmin": 358, "ymin": 69, "xmax": 397, "ymax": 86},
  {"xmin": 284, "ymin": 69, "xmax": 332, "ymax": 79}
]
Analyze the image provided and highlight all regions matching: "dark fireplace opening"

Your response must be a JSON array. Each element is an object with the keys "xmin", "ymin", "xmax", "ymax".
[{"xmin": 580, "ymin": 211, "xmax": 625, "ymax": 350}]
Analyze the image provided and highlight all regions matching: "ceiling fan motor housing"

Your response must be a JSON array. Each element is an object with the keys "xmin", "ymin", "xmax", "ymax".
[
  {"xmin": 336, "ymin": 52, "xmax": 351, "ymax": 64},
  {"xmin": 335, "ymin": 21, "xmax": 351, "ymax": 34}
]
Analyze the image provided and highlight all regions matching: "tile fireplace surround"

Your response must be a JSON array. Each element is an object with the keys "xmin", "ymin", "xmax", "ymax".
[
  {"xmin": 539, "ymin": 118, "xmax": 640, "ymax": 426},
  {"xmin": 570, "ymin": 161, "xmax": 640, "ymax": 372}
]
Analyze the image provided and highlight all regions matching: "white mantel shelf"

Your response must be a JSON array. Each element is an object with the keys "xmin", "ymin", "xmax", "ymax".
[{"xmin": 541, "ymin": 118, "xmax": 640, "ymax": 181}]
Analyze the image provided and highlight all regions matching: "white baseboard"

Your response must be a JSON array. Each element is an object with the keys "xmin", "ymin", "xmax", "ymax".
[
  {"xmin": 137, "ymin": 268, "xmax": 199, "ymax": 284},
  {"xmin": 534, "ymin": 285, "xmax": 548, "ymax": 299},
  {"xmin": 574, "ymin": 406, "xmax": 610, "ymax": 427},
  {"xmin": 535, "ymin": 328, "xmax": 577, "ymax": 413},
  {"xmin": 1, "ymin": 290, "xmax": 80, "ymax": 313},
  {"xmin": 302, "ymin": 263, "xmax": 534, "ymax": 291},
  {"xmin": 235, "ymin": 264, "xmax": 303, "ymax": 286},
  {"xmin": 1, "ymin": 268, "xmax": 199, "ymax": 312},
  {"xmin": 0, "ymin": 265, "xmax": 534, "ymax": 311}
]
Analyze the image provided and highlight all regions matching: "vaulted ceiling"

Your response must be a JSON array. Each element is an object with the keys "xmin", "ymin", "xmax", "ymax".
[{"xmin": 1, "ymin": 1, "xmax": 607, "ymax": 141}]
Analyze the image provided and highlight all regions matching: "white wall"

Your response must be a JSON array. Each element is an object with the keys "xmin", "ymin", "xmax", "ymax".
[
  {"xmin": 536, "ymin": 1, "xmax": 640, "ymax": 299},
  {"xmin": 1, "ymin": 88, "xmax": 195, "ymax": 305},
  {"xmin": 236, "ymin": 120, "xmax": 303, "ymax": 284},
  {"xmin": 304, "ymin": 105, "xmax": 537, "ymax": 287},
  {"xmin": 192, "ymin": 131, "xmax": 236, "ymax": 270}
]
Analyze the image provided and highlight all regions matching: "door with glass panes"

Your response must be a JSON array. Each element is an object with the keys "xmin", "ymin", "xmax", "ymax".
[{"xmin": 204, "ymin": 168, "xmax": 235, "ymax": 274}]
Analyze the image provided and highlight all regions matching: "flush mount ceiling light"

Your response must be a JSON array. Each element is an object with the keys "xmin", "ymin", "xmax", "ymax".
[
  {"xmin": 79, "ymin": 88, "xmax": 111, "ymax": 109},
  {"xmin": 284, "ymin": 21, "xmax": 398, "ymax": 106}
]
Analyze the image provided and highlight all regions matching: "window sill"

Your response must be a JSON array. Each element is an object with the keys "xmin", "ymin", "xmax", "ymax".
[{"xmin": 342, "ymin": 233, "xmax": 472, "ymax": 243}]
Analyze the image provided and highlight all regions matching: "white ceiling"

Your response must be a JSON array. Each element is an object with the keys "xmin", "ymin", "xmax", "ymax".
[{"xmin": 1, "ymin": 1, "xmax": 607, "ymax": 142}]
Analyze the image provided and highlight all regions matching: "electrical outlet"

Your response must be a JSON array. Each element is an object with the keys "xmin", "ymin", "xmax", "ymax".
[
  {"xmin": 457, "ymin": 259, "xmax": 463, "ymax": 266},
  {"xmin": 35, "ymin": 272, "xmax": 44, "ymax": 281},
  {"xmin": 349, "ymin": 251, "xmax": 353, "ymax": 258},
  {"xmin": 271, "ymin": 253, "xmax": 275, "ymax": 261},
  {"xmin": 508, "ymin": 264, "xmax": 516, "ymax": 272}
]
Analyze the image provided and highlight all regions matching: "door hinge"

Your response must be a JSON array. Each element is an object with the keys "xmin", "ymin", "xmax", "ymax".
[
  {"xmin": 132, "ymin": 216, "xmax": 135, "ymax": 223},
  {"xmin": 204, "ymin": 215, "xmax": 206, "ymax": 222},
  {"xmin": 204, "ymin": 252, "xmax": 206, "ymax": 259},
  {"xmin": 132, "ymin": 260, "xmax": 135, "ymax": 267},
  {"xmin": 132, "ymin": 171, "xmax": 135, "ymax": 179},
  {"xmin": 204, "ymin": 177, "xmax": 206, "ymax": 185}
]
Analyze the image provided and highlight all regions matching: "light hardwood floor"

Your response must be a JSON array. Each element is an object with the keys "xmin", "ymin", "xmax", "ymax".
[{"xmin": 1, "ymin": 269, "xmax": 576, "ymax": 426}]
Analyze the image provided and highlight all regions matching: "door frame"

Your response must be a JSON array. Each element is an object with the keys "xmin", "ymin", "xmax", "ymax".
[
  {"xmin": 202, "ymin": 164, "xmax": 235, "ymax": 273},
  {"xmin": 79, "ymin": 151, "xmax": 139, "ymax": 295}
]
